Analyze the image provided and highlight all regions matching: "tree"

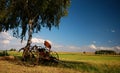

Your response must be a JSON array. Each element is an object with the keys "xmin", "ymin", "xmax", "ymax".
[
  {"xmin": 95, "ymin": 50, "xmax": 116, "ymax": 55},
  {"xmin": 0, "ymin": 0, "xmax": 70, "ymax": 61},
  {"xmin": 9, "ymin": 48, "xmax": 16, "ymax": 51}
]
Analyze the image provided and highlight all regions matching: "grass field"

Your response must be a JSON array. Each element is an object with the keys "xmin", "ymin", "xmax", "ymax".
[{"xmin": 0, "ymin": 51, "xmax": 120, "ymax": 73}]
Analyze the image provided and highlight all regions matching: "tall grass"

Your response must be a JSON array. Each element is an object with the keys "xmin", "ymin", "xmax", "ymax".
[
  {"xmin": 0, "ymin": 51, "xmax": 120, "ymax": 73},
  {"xmin": 58, "ymin": 52, "xmax": 120, "ymax": 73}
]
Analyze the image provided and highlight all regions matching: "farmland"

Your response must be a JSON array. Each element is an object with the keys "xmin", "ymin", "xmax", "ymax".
[{"xmin": 0, "ymin": 51, "xmax": 120, "ymax": 73}]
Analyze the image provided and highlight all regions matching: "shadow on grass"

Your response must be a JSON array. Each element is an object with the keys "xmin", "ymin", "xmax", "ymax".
[
  {"xmin": 2, "ymin": 56, "xmax": 120, "ymax": 73},
  {"xmin": 58, "ymin": 60, "xmax": 98, "ymax": 72},
  {"xmin": 4, "ymin": 56, "xmax": 98, "ymax": 72}
]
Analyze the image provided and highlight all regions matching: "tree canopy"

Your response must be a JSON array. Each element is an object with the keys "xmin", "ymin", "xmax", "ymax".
[{"xmin": 0, "ymin": 0, "xmax": 70, "ymax": 41}]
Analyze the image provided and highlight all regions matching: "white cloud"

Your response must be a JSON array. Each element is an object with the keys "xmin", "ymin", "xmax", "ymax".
[
  {"xmin": 89, "ymin": 44, "xmax": 97, "ymax": 49},
  {"xmin": 32, "ymin": 38, "xmax": 52, "ymax": 46},
  {"xmin": 53, "ymin": 44, "xmax": 64, "ymax": 48},
  {"xmin": 0, "ymin": 32, "xmax": 54, "ymax": 50},
  {"xmin": 52, "ymin": 43, "xmax": 120, "ymax": 52},
  {"xmin": 98, "ymin": 46, "xmax": 114, "ymax": 50},
  {"xmin": 0, "ymin": 32, "xmax": 12, "ymax": 45},
  {"xmin": 115, "ymin": 46, "xmax": 120, "ymax": 50},
  {"xmin": 2, "ymin": 40, "xmax": 10, "ymax": 44},
  {"xmin": 114, "ymin": 46, "xmax": 120, "ymax": 53},
  {"xmin": 0, "ymin": 32, "xmax": 120, "ymax": 53},
  {"xmin": 0, "ymin": 32, "xmax": 26, "ymax": 50},
  {"xmin": 0, "ymin": 32, "xmax": 12, "ymax": 40},
  {"xmin": 68, "ymin": 46, "xmax": 81, "ymax": 50},
  {"xmin": 52, "ymin": 43, "xmax": 81, "ymax": 52},
  {"xmin": 32, "ymin": 38, "xmax": 45, "ymax": 44}
]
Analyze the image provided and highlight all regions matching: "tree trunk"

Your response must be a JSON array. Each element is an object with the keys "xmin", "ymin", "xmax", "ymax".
[
  {"xmin": 26, "ymin": 19, "xmax": 33, "ymax": 47},
  {"xmin": 22, "ymin": 19, "xmax": 33, "ymax": 61}
]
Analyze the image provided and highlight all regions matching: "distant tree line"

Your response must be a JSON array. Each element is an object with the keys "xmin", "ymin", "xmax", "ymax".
[
  {"xmin": 9, "ymin": 48, "xmax": 16, "ymax": 51},
  {"xmin": 0, "ymin": 50, "xmax": 9, "ymax": 56},
  {"xmin": 95, "ymin": 50, "xmax": 116, "ymax": 55},
  {"xmin": 0, "ymin": 48, "xmax": 16, "ymax": 56}
]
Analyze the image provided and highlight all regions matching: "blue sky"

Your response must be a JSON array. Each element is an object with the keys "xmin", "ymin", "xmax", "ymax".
[
  {"xmin": 0, "ymin": 0, "xmax": 120, "ymax": 52},
  {"xmin": 38, "ymin": 0, "xmax": 120, "ymax": 46}
]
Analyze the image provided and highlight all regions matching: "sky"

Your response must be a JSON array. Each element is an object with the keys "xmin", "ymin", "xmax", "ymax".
[{"xmin": 0, "ymin": 0, "xmax": 120, "ymax": 52}]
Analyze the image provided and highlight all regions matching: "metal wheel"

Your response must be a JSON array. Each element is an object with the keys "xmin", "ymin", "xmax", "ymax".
[{"xmin": 50, "ymin": 51, "xmax": 59, "ymax": 62}]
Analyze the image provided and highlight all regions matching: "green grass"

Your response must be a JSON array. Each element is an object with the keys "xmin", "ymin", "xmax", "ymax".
[
  {"xmin": 58, "ymin": 52, "xmax": 120, "ymax": 73},
  {"xmin": 8, "ymin": 51, "xmax": 22, "ymax": 56},
  {"xmin": 0, "ymin": 51, "xmax": 120, "ymax": 73},
  {"xmin": 59, "ymin": 52, "xmax": 120, "ymax": 62}
]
